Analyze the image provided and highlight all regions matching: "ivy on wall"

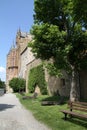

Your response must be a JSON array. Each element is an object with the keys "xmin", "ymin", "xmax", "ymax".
[{"xmin": 28, "ymin": 64, "xmax": 47, "ymax": 94}]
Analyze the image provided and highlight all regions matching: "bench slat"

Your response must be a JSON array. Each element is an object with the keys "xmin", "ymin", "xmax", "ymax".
[
  {"xmin": 68, "ymin": 105, "xmax": 87, "ymax": 112},
  {"xmin": 72, "ymin": 107, "xmax": 87, "ymax": 112},
  {"xmin": 72, "ymin": 103, "xmax": 87, "ymax": 107},
  {"xmin": 74, "ymin": 101, "xmax": 87, "ymax": 106},
  {"xmin": 61, "ymin": 101, "xmax": 87, "ymax": 120},
  {"xmin": 61, "ymin": 110, "xmax": 87, "ymax": 120}
]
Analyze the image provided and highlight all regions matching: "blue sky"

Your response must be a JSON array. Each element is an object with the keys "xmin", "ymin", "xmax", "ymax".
[{"xmin": 0, "ymin": 0, "xmax": 34, "ymax": 81}]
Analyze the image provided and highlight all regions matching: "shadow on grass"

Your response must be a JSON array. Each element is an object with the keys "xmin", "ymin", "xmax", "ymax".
[
  {"xmin": 41, "ymin": 95, "xmax": 69, "ymax": 105},
  {"xmin": 0, "ymin": 104, "xmax": 15, "ymax": 111},
  {"xmin": 62, "ymin": 117, "xmax": 87, "ymax": 128}
]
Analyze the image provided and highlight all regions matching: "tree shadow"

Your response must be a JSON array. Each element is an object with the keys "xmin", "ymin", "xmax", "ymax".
[
  {"xmin": 41, "ymin": 95, "xmax": 69, "ymax": 105},
  {"xmin": 62, "ymin": 117, "xmax": 87, "ymax": 128},
  {"xmin": 0, "ymin": 104, "xmax": 15, "ymax": 111}
]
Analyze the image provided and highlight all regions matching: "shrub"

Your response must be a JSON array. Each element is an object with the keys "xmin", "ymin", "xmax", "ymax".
[
  {"xmin": 9, "ymin": 77, "xmax": 26, "ymax": 92},
  {"xmin": 28, "ymin": 64, "xmax": 47, "ymax": 94},
  {"xmin": 0, "ymin": 79, "xmax": 5, "ymax": 89}
]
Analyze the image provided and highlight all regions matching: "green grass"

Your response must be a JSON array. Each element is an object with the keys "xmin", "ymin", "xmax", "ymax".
[{"xmin": 16, "ymin": 93, "xmax": 87, "ymax": 130}]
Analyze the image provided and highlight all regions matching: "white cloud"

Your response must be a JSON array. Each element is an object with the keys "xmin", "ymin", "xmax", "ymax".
[
  {"xmin": 0, "ymin": 66, "xmax": 6, "ymax": 73},
  {"xmin": 0, "ymin": 66, "xmax": 6, "ymax": 81}
]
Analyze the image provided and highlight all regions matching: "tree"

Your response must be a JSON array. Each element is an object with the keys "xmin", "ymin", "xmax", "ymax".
[
  {"xmin": 9, "ymin": 78, "xmax": 26, "ymax": 93},
  {"xmin": 30, "ymin": 0, "xmax": 87, "ymax": 101},
  {"xmin": 73, "ymin": 0, "xmax": 87, "ymax": 29},
  {"xmin": 0, "ymin": 79, "xmax": 5, "ymax": 89}
]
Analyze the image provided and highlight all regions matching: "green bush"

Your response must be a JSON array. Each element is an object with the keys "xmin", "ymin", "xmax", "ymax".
[
  {"xmin": 9, "ymin": 77, "xmax": 26, "ymax": 92},
  {"xmin": 0, "ymin": 79, "xmax": 5, "ymax": 88},
  {"xmin": 28, "ymin": 64, "xmax": 47, "ymax": 94}
]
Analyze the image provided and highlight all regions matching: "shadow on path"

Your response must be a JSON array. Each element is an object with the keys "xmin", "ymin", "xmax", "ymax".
[{"xmin": 0, "ymin": 104, "xmax": 15, "ymax": 111}]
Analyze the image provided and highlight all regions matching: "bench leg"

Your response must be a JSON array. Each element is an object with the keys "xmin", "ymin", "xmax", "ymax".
[{"xmin": 65, "ymin": 113, "xmax": 67, "ymax": 120}]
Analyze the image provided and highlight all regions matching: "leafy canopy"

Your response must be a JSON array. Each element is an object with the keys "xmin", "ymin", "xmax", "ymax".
[
  {"xmin": 30, "ymin": 0, "xmax": 87, "ymax": 74},
  {"xmin": 73, "ymin": 0, "xmax": 87, "ymax": 28}
]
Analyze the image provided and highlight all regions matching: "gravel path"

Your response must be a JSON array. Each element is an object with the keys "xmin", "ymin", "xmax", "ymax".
[{"xmin": 0, "ymin": 93, "xmax": 51, "ymax": 130}]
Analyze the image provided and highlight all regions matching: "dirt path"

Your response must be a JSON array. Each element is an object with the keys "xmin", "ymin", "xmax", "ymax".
[{"xmin": 0, "ymin": 93, "xmax": 51, "ymax": 130}]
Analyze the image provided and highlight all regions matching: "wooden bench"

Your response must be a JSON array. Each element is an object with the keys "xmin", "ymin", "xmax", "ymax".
[
  {"xmin": 41, "ymin": 101, "xmax": 58, "ymax": 106},
  {"xmin": 61, "ymin": 101, "xmax": 87, "ymax": 120},
  {"xmin": 22, "ymin": 92, "xmax": 38, "ymax": 100}
]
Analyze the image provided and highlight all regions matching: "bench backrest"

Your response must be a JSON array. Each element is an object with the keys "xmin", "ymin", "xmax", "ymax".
[{"xmin": 68, "ymin": 101, "xmax": 87, "ymax": 112}]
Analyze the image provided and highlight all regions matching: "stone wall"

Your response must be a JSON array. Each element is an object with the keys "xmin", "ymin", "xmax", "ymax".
[
  {"xmin": 25, "ymin": 56, "xmax": 87, "ymax": 99},
  {"xmin": 20, "ymin": 47, "xmax": 35, "ymax": 79},
  {"xmin": 26, "ymin": 59, "xmax": 71, "ymax": 97},
  {"xmin": 45, "ymin": 68, "xmax": 71, "ymax": 97}
]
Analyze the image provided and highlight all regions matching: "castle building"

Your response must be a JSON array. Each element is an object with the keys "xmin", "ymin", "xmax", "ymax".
[
  {"xmin": 6, "ymin": 29, "xmax": 33, "ymax": 92},
  {"xmin": 6, "ymin": 29, "xmax": 71, "ymax": 96},
  {"xmin": 6, "ymin": 30, "xmax": 87, "ymax": 99}
]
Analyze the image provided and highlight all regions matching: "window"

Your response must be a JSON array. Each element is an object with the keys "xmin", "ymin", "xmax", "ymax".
[{"xmin": 61, "ymin": 78, "xmax": 65, "ymax": 86}]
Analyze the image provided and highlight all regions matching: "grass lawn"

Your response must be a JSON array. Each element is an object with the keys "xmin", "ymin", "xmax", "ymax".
[{"xmin": 16, "ymin": 93, "xmax": 87, "ymax": 130}]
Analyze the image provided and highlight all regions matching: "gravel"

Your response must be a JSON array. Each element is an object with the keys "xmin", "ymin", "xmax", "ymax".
[{"xmin": 0, "ymin": 93, "xmax": 51, "ymax": 130}]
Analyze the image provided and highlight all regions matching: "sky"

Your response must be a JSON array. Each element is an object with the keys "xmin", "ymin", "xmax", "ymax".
[{"xmin": 0, "ymin": 0, "xmax": 34, "ymax": 81}]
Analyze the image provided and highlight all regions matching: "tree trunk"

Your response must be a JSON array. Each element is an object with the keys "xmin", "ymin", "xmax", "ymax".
[{"xmin": 70, "ymin": 67, "xmax": 80, "ymax": 101}]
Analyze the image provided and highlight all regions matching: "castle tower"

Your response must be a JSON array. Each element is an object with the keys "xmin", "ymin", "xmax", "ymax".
[
  {"xmin": 6, "ymin": 44, "xmax": 18, "ymax": 92},
  {"xmin": 16, "ymin": 29, "xmax": 32, "ymax": 75}
]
